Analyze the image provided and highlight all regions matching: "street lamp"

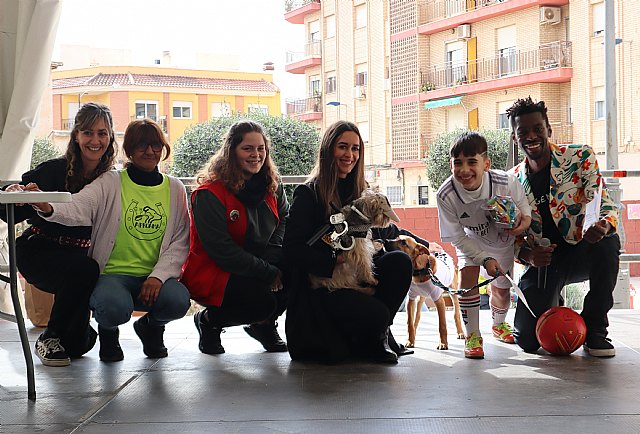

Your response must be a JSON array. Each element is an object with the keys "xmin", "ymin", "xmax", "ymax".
[{"xmin": 326, "ymin": 101, "xmax": 348, "ymax": 119}]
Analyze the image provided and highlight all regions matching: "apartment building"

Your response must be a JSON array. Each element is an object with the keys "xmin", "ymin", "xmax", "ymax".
[
  {"xmin": 284, "ymin": 0, "xmax": 640, "ymax": 204},
  {"xmin": 49, "ymin": 65, "xmax": 281, "ymax": 154},
  {"xmin": 284, "ymin": 0, "xmax": 402, "ymax": 200}
]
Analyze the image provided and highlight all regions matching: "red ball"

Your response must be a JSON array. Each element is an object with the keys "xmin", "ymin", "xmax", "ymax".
[{"xmin": 535, "ymin": 306, "xmax": 587, "ymax": 355}]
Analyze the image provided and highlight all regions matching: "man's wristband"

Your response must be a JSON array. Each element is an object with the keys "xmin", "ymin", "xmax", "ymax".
[{"xmin": 482, "ymin": 257, "xmax": 496, "ymax": 269}]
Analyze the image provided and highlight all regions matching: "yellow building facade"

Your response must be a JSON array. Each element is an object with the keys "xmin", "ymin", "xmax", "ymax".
[{"xmin": 51, "ymin": 65, "xmax": 281, "ymax": 153}]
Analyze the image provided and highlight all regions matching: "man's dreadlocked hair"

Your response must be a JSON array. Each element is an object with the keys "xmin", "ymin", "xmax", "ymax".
[{"xmin": 505, "ymin": 97, "xmax": 550, "ymax": 132}]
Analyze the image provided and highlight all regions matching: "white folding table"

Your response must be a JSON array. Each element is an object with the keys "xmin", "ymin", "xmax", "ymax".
[{"xmin": 0, "ymin": 191, "xmax": 71, "ymax": 401}]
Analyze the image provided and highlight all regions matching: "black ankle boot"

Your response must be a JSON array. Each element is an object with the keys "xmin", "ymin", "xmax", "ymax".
[
  {"xmin": 387, "ymin": 328, "xmax": 414, "ymax": 356},
  {"xmin": 194, "ymin": 310, "xmax": 225, "ymax": 354},
  {"xmin": 98, "ymin": 325, "xmax": 124, "ymax": 362},
  {"xmin": 133, "ymin": 315, "xmax": 168, "ymax": 358},
  {"xmin": 243, "ymin": 322, "xmax": 288, "ymax": 352},
  {"xmin": 372, "ymin": 329, "xmax": 398, "ymax": 364}
]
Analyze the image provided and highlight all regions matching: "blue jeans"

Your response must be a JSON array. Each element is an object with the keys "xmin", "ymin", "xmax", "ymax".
[{"xmin": 90, "ymin": 274, "xmax": 190, "ymax": 329}]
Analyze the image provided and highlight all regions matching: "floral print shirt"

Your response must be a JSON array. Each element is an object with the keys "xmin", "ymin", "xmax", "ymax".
[{"xmin": 510, "ymin": 142, "xmax": 618, "ymax": 250}]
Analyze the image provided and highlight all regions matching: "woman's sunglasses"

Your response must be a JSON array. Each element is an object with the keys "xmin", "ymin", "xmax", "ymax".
[{"xmin": 135, "ymin": 142, "xmax": 163, "ymax": 152}]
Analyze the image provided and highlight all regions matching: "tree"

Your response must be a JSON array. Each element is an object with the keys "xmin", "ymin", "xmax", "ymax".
[
  {"xmin": 31, "ymin": 137, "xmax": 61, "ymax": 169},
  {"xmin": 425, "ymin": 128, "xmax": 517, "ymax": 191},
  {"xmin": 171, "ymin": 112, "xmax": 319, "ymax": 181}
]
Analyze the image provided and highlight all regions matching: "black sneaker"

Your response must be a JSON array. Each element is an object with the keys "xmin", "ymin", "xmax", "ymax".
[
  {"xmin": 34, "ymin": 334, "xmax": 70, "ymax": 367},
  {"xmin": 133, "ymin": 315, "xmax": 168, "ymax": 358},
  {"xmin": 98, "ymin": 325, "xmax": 124, "ymax": 362},
  {"xmin": 243, "ymin": 322, "xmax": 288, "ymax": 352},
  {"xmin": 583, "ymin": 336, "xmax": 616, "ymax": 357},
  {"xmin": 194, "ymin": 310, "xmax": 225, "ymax": 354}
]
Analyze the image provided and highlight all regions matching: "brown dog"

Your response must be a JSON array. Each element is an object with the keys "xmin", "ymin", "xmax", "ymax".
[
  {"xmin": 309, "ymin": 193, "xmax": 399, "ymax": 295},
  {"xmin": 386, "ymin": 235, "xmax": 465, "ymax": 350}
]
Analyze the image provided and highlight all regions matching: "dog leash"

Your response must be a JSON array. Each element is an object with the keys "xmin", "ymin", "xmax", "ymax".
[
  {"xmin": 428, "ymin": 269, "xmax": 536, "ymax": 316},
  {"xmin": 429, "ymin": 272, "xmax": 500, "ymax": 296}
]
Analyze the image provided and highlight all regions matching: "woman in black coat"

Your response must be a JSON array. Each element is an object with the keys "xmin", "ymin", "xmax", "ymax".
[{"xmin": 283, "ymin": 121, "xmax": 412, "ymax": 364}]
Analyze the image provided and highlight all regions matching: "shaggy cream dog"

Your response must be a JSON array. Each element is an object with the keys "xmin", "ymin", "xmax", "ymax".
[{"xmin": 309, "ymin": 193, "xmax": 399, "ymax": 295}]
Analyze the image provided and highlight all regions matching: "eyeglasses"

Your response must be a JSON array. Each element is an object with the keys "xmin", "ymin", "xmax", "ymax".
[{"xmin": 134, "ymin": 142, "xmax": 163, "ymax": 152}]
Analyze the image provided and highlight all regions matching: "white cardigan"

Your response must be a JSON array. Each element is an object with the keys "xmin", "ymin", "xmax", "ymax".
[{"xmin": 41, "ymin": 170, "xmax": 190, "ymax": 283}]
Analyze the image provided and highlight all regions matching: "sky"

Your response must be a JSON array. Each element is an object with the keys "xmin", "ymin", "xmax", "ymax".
[{"xmin": 53, "ymin": 0, "xmax": 306, "ymax": 106}]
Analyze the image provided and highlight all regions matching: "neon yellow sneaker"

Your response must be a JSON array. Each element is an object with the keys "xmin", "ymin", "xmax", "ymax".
[
  {"xmin": 492, "ymin": 322, "xmax": 515, "ymax": 344},
  {"xmin": 464, "ymin": 333, "xmax": 484, "ymax": 359}
]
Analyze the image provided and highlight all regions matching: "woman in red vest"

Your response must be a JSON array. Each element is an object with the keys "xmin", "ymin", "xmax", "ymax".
[{"xmin": 181, "ymin": 120, "xmax": 289, "ymax": 354}]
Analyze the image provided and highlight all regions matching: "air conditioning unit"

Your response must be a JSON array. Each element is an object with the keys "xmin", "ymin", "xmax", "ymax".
[
  {"xmin": 540, "ymin": 6, "xmax": 561, "ymax": 25},
  {"xmin": 456, "ymin": 24, "xmax": 471, "ymax": 39},
  {"xmin": 353, "ymin": 85, "xmax": 367, "ymax": 99}
]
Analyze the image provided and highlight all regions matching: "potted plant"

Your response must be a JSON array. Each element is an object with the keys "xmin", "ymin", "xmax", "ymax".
[{"xmin": 421, "ymin": 81, "xmax": 435, "ymax": 92}]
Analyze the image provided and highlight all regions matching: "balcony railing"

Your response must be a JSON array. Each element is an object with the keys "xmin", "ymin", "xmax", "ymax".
[
  {"xmin": 419, "ymin": 0, "xmax": 508, "ymax": 24},
  {"xmin": 420, "ymin": 41, "xmax": 571, "ymax": 92},
  {"xmin": 286, "ymin": 41, "xmax": 322, "ymax": 64},
  {"xmin": 498, "ymin": 110, "xmax": 572, "ymax": 143},
  {"xmin": 285, "ymin": 95, "xmax": 323, "ymax": 116},
  {"xmin": 284, "ymin": 0, "xmax": 320, "ymax": 13},
  {"xmin": 549, "ymin": 122, "xmax": 573, "ymax": 144},
  {"xmin": 130, "ymin": 115, "xmax": 168, "ymax": 133},
  {"xmin": 61, "ymin": 119, "xmax": 74, "ymax": 131}
]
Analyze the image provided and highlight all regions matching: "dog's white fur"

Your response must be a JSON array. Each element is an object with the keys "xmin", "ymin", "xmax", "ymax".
[
  {"xmin": 309, "ymin": 193, "xmax": 398, "ymax": 295},
  {"xmin": 386, "ymin": 235, "xmax": 465, "ymax": 350}
]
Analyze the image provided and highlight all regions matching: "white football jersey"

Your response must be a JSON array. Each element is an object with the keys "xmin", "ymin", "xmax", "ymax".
[{"xmin": 436, "ymin": 170, "xmax": 530, "ymax": 265}]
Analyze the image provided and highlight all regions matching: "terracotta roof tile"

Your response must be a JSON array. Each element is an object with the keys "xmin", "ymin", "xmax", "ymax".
[{"xmin": 53, "ymin": 72, "xmax": 279, "ymax": 93}]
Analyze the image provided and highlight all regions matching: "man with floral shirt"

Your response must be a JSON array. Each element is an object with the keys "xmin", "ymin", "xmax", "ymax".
[{"xmin": 508, "ymin": 97, "xmax": 620, "ymax": 357}]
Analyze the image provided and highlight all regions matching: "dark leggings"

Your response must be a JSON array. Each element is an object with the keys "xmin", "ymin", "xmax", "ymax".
[
  {"xmin": 317, "ymin": 250, "xmax": 412, "ymax": 351},
  {"xmin": 205, "ymin": 274, "xmax": 288, "ymax": 328},
  {"xmin": 514, "ymin": 234, "xmax": 621, "ymax": 352},
  {"xmin": 16, "ymin": 232, "xmax": 99, "ymax": 357}
]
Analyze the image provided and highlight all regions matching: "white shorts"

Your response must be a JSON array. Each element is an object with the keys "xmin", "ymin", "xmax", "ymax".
[
  {"xmin": 456, "ymin": 247, "xmax": 513, "ymax": 289},
  {"xmin": 408, "ymin": 251, "xmax": 456, "ymax": 301}
]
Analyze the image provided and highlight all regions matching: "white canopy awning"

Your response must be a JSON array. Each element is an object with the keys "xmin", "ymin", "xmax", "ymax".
[
  {"xmin": 0, "ymin": 0, "xmax": 62, "ymax": 180},
  {"xmin": 1, "ymin": 0, "xmax": 62, "ymax": 315}
]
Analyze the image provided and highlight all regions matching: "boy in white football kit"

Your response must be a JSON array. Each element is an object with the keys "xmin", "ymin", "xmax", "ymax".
[{"xmin": 437, "ymin": 131, "xmax": 531, "ymax": 359}]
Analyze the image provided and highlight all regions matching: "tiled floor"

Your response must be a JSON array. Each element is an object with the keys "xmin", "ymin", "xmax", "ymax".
[{"xmin": 1, "ymin": 309, "xmax": 639, "ymax": 434}]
